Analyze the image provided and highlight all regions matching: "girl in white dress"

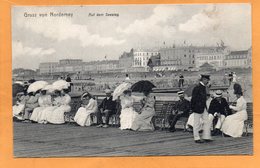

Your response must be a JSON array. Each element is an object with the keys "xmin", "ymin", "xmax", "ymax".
[
  {"xmin": 221, "ymin": 86, "xmax": 247, "ymax": 137},
  {"xmin": 30, "ymin": 89, "xmax": 52, "ymax": 122},
  {"xmin": 47, "ymin": 89, "xmax": 71, "ymax": 124},
  {"xmin": 74, "ymin": 92, "xmax": 98, "ymax": 126},
  {"xmin": 13, "ymin": 92, "xmax": 29, "ymax": 120},
  {"xmin": 119, "ymin": 89, "xmax": 138, "ymax": 130}
]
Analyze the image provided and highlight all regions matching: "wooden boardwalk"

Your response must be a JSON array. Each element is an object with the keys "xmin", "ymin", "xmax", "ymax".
[{"xmin": 13, "ymin": 122, "xmax": 253, "ymax": 157}]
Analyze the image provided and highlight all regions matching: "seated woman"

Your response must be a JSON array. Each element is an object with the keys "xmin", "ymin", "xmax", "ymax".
[
  {"xmin": 23, "ymin": 91, "xmax": 40, "ymax": 122},
  {"xmin": 119, "ymin": 89, "xmax": 138, "ymax": 130},
  {"xmin": 221, "ymin": 85, "xmax": 247, "ymax": 137},
  {"xmin": 131, "ymin": 89, "xmax": 156, "ymax": 131},
  {"xmin": 13, "ymin": 91, "xmax": 29, "ymax": 121},
  {"xmin": 30, "ymin": 87, "xmax": 52, "ymax": 122},
  {"xmin": 46, "ymin": 89, "xmax": 71, "ymax": 124},
  {"xmin": 74, "ymin": 92, "xmax": 98, "ymax": 126}
]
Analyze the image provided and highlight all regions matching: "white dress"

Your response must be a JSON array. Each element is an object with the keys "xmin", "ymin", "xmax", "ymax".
[
  {"xmin": 119, "ymin": 96, "xmax": 138, "ymax": 130},
  {"xmin": 47, "ymin": 94, "xmax": 71, "ymax": 124},
  {"xmin": 13, "ymin": 95, "xmax": 29, "ymax": 120},
  {"xmin": 221, "ymin": 96, "xmax": 247, "ymax": 137},
  {"xmin": 74, "ymin": 98, "xmax": 98, "ymax": 126},
  {"xmin": 30, "ymin": 95, "xmax": 52, "ymax": 122}
]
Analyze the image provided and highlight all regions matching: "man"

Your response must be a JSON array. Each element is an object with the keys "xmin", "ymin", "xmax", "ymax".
[
  {"xmin": 191, "ymin": 74, "xmax": 212, "ymax": 143},
  {"xmin": 178, "ymin": 74, "xmax": 184, "ymax": 88},
  {"xmin": 66, "ymin": 75, "xmax": 72, "ymax": 92},
  {"xmin": 96, "ymin": 89, "xmax": 117, "ymax": 128},
  {"xmin": 168, "ymin": 91, "xmax": 191, "ymax": 132},
  {"xmin": 208, "ymin": 90, "xmax": 232, "ymax": 136}
]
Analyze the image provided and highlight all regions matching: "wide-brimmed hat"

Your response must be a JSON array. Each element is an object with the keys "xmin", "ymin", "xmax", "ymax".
[
  {"xmin": 214, "ymin": 90, "xmax": 222, "ymax": 98},
  {"xmin": 81, "ymin": 92, "xmax": 92, "ymax": 100}
]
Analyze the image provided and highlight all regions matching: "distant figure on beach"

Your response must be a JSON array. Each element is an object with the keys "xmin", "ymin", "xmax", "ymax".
[{"xmin": 178, "ymin": 73, "xmax": 184, "ymax": 88}]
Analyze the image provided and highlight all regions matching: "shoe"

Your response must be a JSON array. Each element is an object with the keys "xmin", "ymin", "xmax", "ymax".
[
  {"xmin": 96, "ymin": 124, "xmax": 103, "ymax": 128},
  {"xmin": 169, "ymin": 128, "xmax": 176, "ymax": 132},
  {"xmin": 103, "ymin": 124, "xmax": 109, "ymax": 128},
  {"xmin": 22, "ymin": 120, "xmax": 31, "ymax": 123},
  {"xmin": 212, "ymin": 129, "xmax": 221, "ymax": 136},
  {"xmin": 195, "ymin": 140, "xmax": 204, "ymax": 143},
  {"xmin": 203, "ymin": 139, "xmax": 213, "ymax": 142}
]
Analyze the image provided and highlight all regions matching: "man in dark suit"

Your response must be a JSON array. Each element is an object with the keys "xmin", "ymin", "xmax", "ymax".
[
  {"xmin": 191, "ymin": 74, "xmax": 212, "ymax": 143},
  {"xmin": 208, "ymin": 90, "xmax": 232, "ymax": 136},
  {"xmin": 96, "ymin": 89, "xmax": 117, "ymax": 128},
  {"xmin": 168, "ymin": 91, "xmax": 191, "ymax": 132}
]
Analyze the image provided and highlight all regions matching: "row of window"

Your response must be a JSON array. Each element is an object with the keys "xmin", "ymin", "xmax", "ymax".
[{"xmin": 198, "ymin": 55, "xmax": 223, "ymax": 60}]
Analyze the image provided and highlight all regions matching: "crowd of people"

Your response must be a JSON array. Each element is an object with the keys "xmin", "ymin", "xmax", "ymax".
[{"xmin": 13, "ymin": 72, "xmax": 248, "ymax": 143}]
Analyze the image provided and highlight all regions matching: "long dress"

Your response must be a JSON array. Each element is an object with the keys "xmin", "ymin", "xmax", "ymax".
[
  {"xmin": 74, "ymin": 98, "xmax": 98, "ymax": 126},
  {"xmin": 119, "ymin": 96, "xmax": 138, "ymax": 130},
  {"xmin": 38, "ymin": 96, "xmax": 59, "ymax": 124},
  {"xmin": 13, "ymin": 95, "xmax": 29, "ymax": 120},
  {"xmin": 221, "ymin": 96, "xmax": 247, "ymax": 137},
  {"xmin": 131, "ymin": 94, "xmax": 155, "ymax": 131},
  {"xmin": 47, "ymin": 94, "xmax": 71, "ymax": 124},
  {"xmin": 30, "ymin": 95, "xmax": 52, "ymax": 122}
]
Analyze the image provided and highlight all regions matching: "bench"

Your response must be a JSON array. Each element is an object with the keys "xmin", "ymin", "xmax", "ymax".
[{"xmin": 244, "ymin": 102, "xmax": 253, "ymax": 136}]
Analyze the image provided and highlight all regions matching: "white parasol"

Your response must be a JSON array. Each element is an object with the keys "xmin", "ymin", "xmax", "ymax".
[
  {"xmin": 112, "ymin": 82, "xmax": 132, "ymax": 101},
  {"xmin": 27, "ymin": 81, "xmax": 48, "ymax": 93},
  {"xmin": 52, "ymin": 80, "xmax": 70, "ymax": 91},
  {"xmin": 42, "ymin": 84, "xmax": 54, "ymax": 93}
]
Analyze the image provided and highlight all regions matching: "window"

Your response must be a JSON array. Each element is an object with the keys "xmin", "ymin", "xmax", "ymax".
[{"xmin": 184, "ymin": 54, "xmax": 186, "ymax": 57}]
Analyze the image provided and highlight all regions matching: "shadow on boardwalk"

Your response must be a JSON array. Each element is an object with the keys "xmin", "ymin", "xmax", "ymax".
[{"xmin": 13, "ymin": 122, "xmax": 253, "ymax": 157}]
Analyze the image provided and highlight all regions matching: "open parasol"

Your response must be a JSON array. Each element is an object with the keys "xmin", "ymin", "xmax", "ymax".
[
  {"xmin": 112, "ymin": 82, "xmax": 132, "ymax": 100},
  {"xmin": 131, "ymin": 80, "xmax": 156, "ymax": 93},
  {"xmin": 27, "ymin": 81, "xmax": 48, "ymax": 93},
  {"xmin": 52, "ymin": 80, "xmax": 70, "ymax": 91}
]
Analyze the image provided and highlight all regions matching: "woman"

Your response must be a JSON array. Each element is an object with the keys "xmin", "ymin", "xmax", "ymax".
[
  {"xmin": 74, "ymin": 92, "xmax": 98, "ymax": 126},
  {"xmin": 13, "ymin": 91, "xmax": 29, "ymax": 121},
  {"xmin": 23, "ymin": 91, "xmax": 40, "ymax": 122},
  {"xmin": 30, "ymin": 88, "xmax": 52, "ymax": 122},
  {"xmin": 221, "ymin": 85, "xmax": 247, "ymax": 137},
  {"xmin": 46, "ymin": 89, "xmax": 71, "ymax": 124},
  {"xmin": 131, "ymin": 90, "xmax": 155, "ymax": 131},
  {"xmin": 119, "ymin": 89, "xmax": 138, "ymax": 130}
]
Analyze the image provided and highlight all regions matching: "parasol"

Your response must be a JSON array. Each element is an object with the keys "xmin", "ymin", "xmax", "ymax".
[
  {"xmin": 131, "ymin": 80, "xmax": 156, "ymax": 93},
  {"xmin": 42, "ymin": 84, "xmax": 54, "ymax": 93},
  {"xmin": 52, "ymin": 80, "xmax": 70, "ymax": 91},
  {"xmin": 27, "ymin": 81, "xmax": 48, "ymax": 93},
  {"xmin": 112, "ymin": 82, "xmax": 132, "ymax": 100}
]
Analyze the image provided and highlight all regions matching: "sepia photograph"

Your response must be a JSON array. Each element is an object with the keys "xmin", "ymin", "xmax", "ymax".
[{"xmin": 12, "ymin": 4, "xmax": 252, "ymax": 157}]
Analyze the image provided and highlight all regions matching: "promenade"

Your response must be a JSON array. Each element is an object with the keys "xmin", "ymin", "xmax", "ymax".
[{"xmin": 14, "ymin": 122, "xmax": 253, "ymax": 157}]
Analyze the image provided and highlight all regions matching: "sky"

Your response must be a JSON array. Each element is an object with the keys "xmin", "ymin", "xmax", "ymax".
[{"xmin": 12, "ymin": 4, "xmax": 251, "ymax": 70}]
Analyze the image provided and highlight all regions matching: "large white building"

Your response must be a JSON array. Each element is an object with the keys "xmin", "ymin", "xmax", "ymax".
[
  {"xmin": 39, "ymin": 62, "xmax": 59, "ymax": 74},
  {"xmin": 195, "ymin": 46, "xmax": 230, "ymax": 69},
  {"xmin": 133, "ymin": 49, "xmax": 159, "ymax": 68},
  {"xmin": 224, "ymin": 49, "xmax": 251, "ymax": 68}
]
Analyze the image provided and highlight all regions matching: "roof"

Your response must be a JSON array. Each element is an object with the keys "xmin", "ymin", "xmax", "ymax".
[
  {"xmin": 229, "ymin": 50, "xmax": 248, "ymax": 55},
  {"xmin": 199, "ymin": 62, "xmax": 215, "ymax": 68}
]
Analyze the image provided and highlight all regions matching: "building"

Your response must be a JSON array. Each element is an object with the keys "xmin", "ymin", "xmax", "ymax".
[
  {"xmin": 159, "ymin": 45, "xmax": 227, "ymax": 70},
  {"xmin": 96, "ymin": 60, "xmax": 120, "ymax": 72},
  {"xmin": 119, "ymin": 49, "xmax": 134, "ymax": 69},
  {"xmin": 195, "ymin": 48, "xmax": 229, "ymax": 68},
  {"xmin": 39, "ymin": 62, "xmax": 59, "ymax": 74},
  {"xmin": 133, "ymin": 48, "xmax": 159, "ymax": 68},
  {"xmin": 55, "ymin": 59, "xmax": 84, "ymax": 73},
  {"xmin": 225, "ymin": 49, "xmax": 251, "ymax": 68}
]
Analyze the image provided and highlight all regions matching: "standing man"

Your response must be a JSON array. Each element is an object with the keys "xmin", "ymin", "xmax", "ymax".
[
  {"xmin": 168, "ymin": 91, "xmax": 191, "ymax": 132},
  {"xmin": 191, "ymin": 74, "xmax": 212, "ymax": 143},
  {"xmin": 96, "ymin": 89, "xmax": 117, "ymax": 128},
  {"xmin": 66, "ymin": 74, "xmax": 72, "ymax": 92},
  {"xmin": 178, "ymin": 73, "xmax": 184, "ymax": 88}
]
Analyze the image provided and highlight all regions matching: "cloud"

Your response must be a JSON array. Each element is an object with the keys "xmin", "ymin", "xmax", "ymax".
[
  {"xmin": 179, "ymin": 5, "xmax": 220, "ymax": 33},
  {"xmin": 16, "ymin": 16, "xmax": 125, "ymax": 47},
  {"xmin": 117, "ymin": 5, "xmax": 180, "ymax": 38},
  {"xmin": 12, "ymin": 41, "xmax": 56, "ymax": 58}
]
